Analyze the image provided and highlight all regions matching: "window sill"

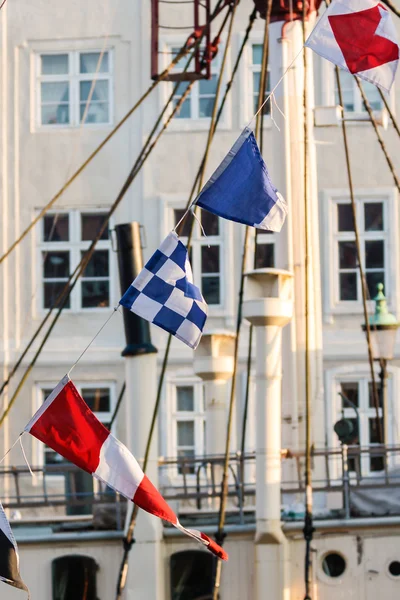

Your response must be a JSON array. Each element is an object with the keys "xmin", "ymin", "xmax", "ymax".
[
  {"xmin": 166, "ymin": 118, "xmax": 231, "ymax": 133},
  {"xmin": 33, "ymin": 123, "xmax": 114, "ymax": 133}
]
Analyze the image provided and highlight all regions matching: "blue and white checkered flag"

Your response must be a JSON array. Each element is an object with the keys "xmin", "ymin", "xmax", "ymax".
[{"xmin": 119, "ymin": 231, "xmax": 208, "ymax": 349}]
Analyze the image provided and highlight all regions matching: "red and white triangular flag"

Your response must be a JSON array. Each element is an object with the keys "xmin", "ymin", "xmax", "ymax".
[
  {"xmin": 305, "ymin": 0, "xmax": 399, "ymax": 92},
  {"xmin": 24, "ymin": 376, "xmax": 227, "ymax": 561}
]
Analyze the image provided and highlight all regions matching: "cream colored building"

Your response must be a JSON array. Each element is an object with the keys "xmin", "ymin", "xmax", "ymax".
[{"xmin": 1, "ymin": 0, "xmax": 400, "ymax": 598}]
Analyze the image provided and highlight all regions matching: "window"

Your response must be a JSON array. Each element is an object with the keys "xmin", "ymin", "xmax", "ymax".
[
  {"xmin": 168, "ymin": 45, "xmax": 225, "ymax": 124},
  {"xmin": 334, "ymin": 70, "xmax": 384, "ymax": 114},
  {"xmin": 52, "ymin": 555, "xmax": 98, "ymax": 600},
  {"xmin": 171, "ymin": 382, "xmax": 205, "ymax": 474},
  {"xmin": 333, "ymin": 198, "xmax": 386, "ymax": 302},
  {"xmin": 39, "ymin": 384, "xmax": 114, "ymax": 471},
  {"xmin": 250, "ymin": 43, "xmax": 271, "ymax": 116},
  {"xmin": 170, "ymin": 551, "xmax": 216, "ymax": 599},
  {"xmin": 39, "ymin": 210, "xmax": 112, "ymax": 311},
  {"xmin": 338, "ymin": 378, "xmax": 383, "ymax": 473},
  {"xmin": 173, "ymin": 209, "xmax": 223, "ymax": 306},
  {"xmin": 37, "ymin": 50, "xmax": 112, "ymax": 127},
  {"xmin": 254, "ymin": 229, "xmax": 276, "ymax": 269}
]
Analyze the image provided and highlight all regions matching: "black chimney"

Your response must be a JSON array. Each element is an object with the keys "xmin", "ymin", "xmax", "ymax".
[{"xmin": 115, "ymin": 223, "xmax": 157, "ymax": 357}]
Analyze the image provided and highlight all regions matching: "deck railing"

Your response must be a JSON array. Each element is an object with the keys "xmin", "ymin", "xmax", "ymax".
[{"xmin": 1, "ymin": 445, "xmax": 400, "ymax": 527}]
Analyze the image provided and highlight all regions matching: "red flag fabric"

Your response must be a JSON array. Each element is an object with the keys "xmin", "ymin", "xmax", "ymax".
[
  {"xmin": 305, "ymin": 0, "xmax": 399, "ymax": 92},
  {"xmin": 24, "ymin": 376, "xmax": 228, "ymax": 561}
]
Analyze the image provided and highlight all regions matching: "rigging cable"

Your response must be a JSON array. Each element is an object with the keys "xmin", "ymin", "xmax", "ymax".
[
  {"xmin": 378, "ymin": 88, "xmax": 400, "ymax": 138},
  {"xmin": 113, "ymin": 4, "xmax": 245, "ymax": 599},
  {"xmin": 354, "ymin": 77, "xmax": 400, "ymax": 192},
  {"xmin": 212, "ymin": 2, "xmax": 274, "ymax": 599},
  {"xmin": 0, "ymin": 5, "xmax": 225, "ymax": 266},
  {"xmin": 380, "ymin": 0, "xmax": 400, "ymax": 18},
  {"xmin": 0, "ymin": 47, "xmax": 199, "ymax": 425},
  {"xmin": 302, "ymin": 5, "xmax": 314, "ymax": 600},
  {"xmin": 335, "ymin": 66, "xmax": 383, "ymax": 442}
]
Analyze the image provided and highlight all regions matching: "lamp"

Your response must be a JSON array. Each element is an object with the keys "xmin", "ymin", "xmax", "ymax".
[{"xmin": 362, "ymin": 283, "xmax": 400, "ymax": 444}]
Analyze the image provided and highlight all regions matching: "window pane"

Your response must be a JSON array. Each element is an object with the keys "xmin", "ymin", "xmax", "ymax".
[
  {"xmin": 366, "ymin": 272, "xmax": 384, "ymax": 298},
  {"xmin": 177, "ymin": 386, "xmax": 194, "ymax": 411},
  {"xmin": 81, "ymin": 281, "xmax": 110, "ymax": 308},
  {"xmin": 255, "ymin": 243, "xmax": 275, "ymax": 268},
  {"xmin": 202, "ymin": 276, "xmax": 220, "ymax": 305},
  {"xmin": 335, "ymin": 71, "xmax": 355, "ymax": 111},
  {"xmin": 368, "ymin": 382, "xmax": 383, "ymax": 408},
  {"xmin": 340, "ymin": 381, "xmax": 359, "ymax": 407},
  {"xmin": 340, "ymin": 272, "xmax": 357, "ymax": 300},
  {"xmin": 41, "ymin": 54, "xmax": 69, "ymax": 75},
  {"xmin": 201, "ymin": 246, "xmax": 219, "ymax": 273},
  {"xmin": 41, "ymin": 104, "xmax": 69, "ymax": 125},
  {"xmin": 369, "ymin": 417, "xmax": 384, "ymax": 471},
  {"xmin": 364, "ymin": 203, "xmax": 383, "ymax": 231},
  {"xmin": 173, "ymin": 97, "xmax": 191, "ymax": 119},
  {"xmin": 339, "ymin": 241, "xmax": 357, "ymax": 269},
  {"xmin": 362, "ymin": 82, "xmax": 382, "ymax": 112},
  {"xmin": 43, "ymin": 251, "xmax": 70, "ymax": 278},
  {"xmin": 80, "ymin": 102, "xmax": 109, "ymax": 124},
  {"xmin": 174, "ymin": 209, "xmax": 191, "ymax": 237},
  {"xmin": 80, "ymin": 51, "xmax": 109, "ymax": 74},
  {"xmin": 337, "ymin": 204, "xmax": 354, "ymax": 232},
  {"xmin": 44, "ymin": 214, "xmax": 69, "ymax": 242},
  {"xmin": 253, "ymin": 71, "xmax": 271, "ymax": 114},
  {"xmin": 200, "ymin": 211, "xmax": 219, "ymax": 236},
  {"xmin": 252, "ymin": 44, "xmax": 263, "ymax": 65},
  {"xmin": 41, "ymin": 81, "xmax": 69, "ymax": 103},
  {"xmin": 365, "ymin": 240, "xmax": 384, "ymax": 269},
  {"xmin": 44, "ymin": 281, "xmax": 71, "ymax": 309},
  {"xmin": 199, "ymin": 75, "xmax": 217, "ymax": 95},
  {"xmin": 199, "ymin": 97, "xmax": 214, "ymax": 118},
  {"xmin": 82, "ymin": 388, "xmax": 111, "ymax": 412},
  {"xmin": 80, "ymin": 80, "xmax": 109, "ymax": 102},
  {"xmin": 81, "ymin": 250, "xmax": 109, "ymax": 277},
  {"xmin": 177, "ymin": 421, "xmax": 195, "ymax": 446},
  {"xmin": 177, "ymin": 449, "xmax": 195, "ymax": 474},
  {"xmin": 81, "ymin": 214, "xmax": 108, "ymax": 240}
]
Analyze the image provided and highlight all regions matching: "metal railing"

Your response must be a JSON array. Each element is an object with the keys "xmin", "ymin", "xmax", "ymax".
[{"xmin": 2, "ymin": 445, "xmax": 400, "ymax": 527}]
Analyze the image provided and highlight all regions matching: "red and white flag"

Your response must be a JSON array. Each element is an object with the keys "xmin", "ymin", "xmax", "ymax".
[
  {"xmin": 24, "ymin": 376, "xmax": 227, "ymax": 561},
  {"xmin": 305, "ymin": 0, "xmax": 399, "ymax": 92}
]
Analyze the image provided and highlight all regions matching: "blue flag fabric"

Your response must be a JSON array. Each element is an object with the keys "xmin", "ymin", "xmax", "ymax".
[
  {"xmin": 119, "ymin": 232, "xmax": 208, "ymax": 349},
  {"xmin": 195, "ymin": 127, "xmax": 287, "ymax": 231}
]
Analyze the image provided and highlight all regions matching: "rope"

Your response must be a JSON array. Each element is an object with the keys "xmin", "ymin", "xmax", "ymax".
[
  {"xmin": 0, "ymin": 47, "xmax": 199, "ymax": 427},
  {"xmin": 0, "ymin": 29, "xmax": 212, "ymax": 266},
  {"xmin": 335, "ymin": 66, "xmax": 383, "ymax": 441},
  {"xmin": 109, "ymin": 383, "xmax": 126, "ymax": 429},
  {"xmin": 378, "ymin": 88, "xmax": 400, "ymax": 138},
  {"xmin": 354, "ymin": 77, "xmax": 400, "ymax": 192},
  {"xmin": 302, "ymin": 6, "xmax": 314, "ymax": 599},
  {"xmin": 114, "ymin": 4, "xmax": 242, "ymax": 598},
  {"xmin": 380, "ymin": 0, "xmax": 400, "ymax": 17}
]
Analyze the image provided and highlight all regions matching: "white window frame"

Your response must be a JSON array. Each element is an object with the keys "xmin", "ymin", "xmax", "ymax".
[
  {"xmin": 33, "ymin": 381, "xmax": 117, "ymax": 481},
  {"xmin": 240, "ymin": 32, "xmax": 272, "ymax": 127},
  {"xmin": 160, "ymin": 36, "xmax": 231, "ymax": 131},
  {"xmin": 164, "ymin": 377, "xmax": 205, "ymax": 479},
  {"xmin": 158, "ymin": 194, "xmax": 234, "ymax": 318},
  {"xmin": 321, "ymin": 60, "xmax": 395, "ymax": 121},
  {"xmin": 36, "ymin": 208, "xmax": 116, "ymax": 314},
  {"xmin": 325, "ymin": 365, "xmax": 400, "ymax": 478},
  {"xmin": 35, "ymin": 49, "xmax": 113, "ymax": 129},
  {"xmin": 322, "ymin": 188, "xmax": 399, "ymax": 318}
]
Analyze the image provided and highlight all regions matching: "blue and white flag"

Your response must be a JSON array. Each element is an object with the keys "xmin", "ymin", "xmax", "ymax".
[
  {"xmin": 195, "ymin": 127, "xmax": 287, "ymax": 231},
  {"xmin": 119, "ymin": 232, "xmax": 208, "ymax": 349}
]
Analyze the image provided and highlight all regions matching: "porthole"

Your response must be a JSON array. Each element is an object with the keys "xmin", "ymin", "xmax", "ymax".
[
  {"xmin": 322, "ymin": 552, "xmax": 346, "ymax": 578},
  {"xmin": 388, "ymin": 561, "xmax": 400, "ymax": 577}
]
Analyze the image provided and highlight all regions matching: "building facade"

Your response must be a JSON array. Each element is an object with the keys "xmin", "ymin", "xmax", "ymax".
[{"xmin": 0, "ymin": 0, "xmax": 400, "ymax": 598}]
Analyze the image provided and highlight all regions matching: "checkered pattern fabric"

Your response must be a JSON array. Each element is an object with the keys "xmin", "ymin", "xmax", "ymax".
[{"xmin": 119, "ymin": 231, "xmax": 208, "ymax": 349}]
